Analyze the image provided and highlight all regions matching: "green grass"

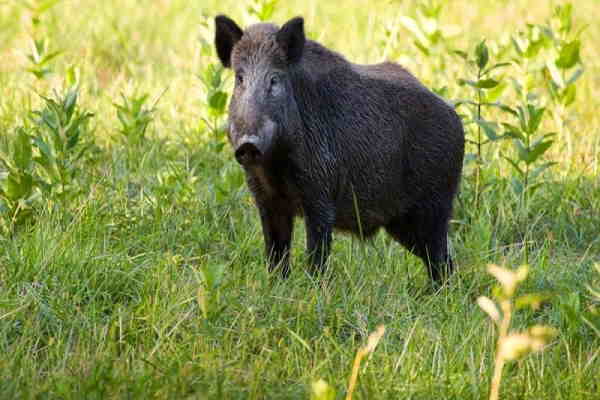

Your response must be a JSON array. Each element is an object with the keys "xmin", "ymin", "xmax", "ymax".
[{"xmin": 1, "ymin": 0, "xmax": 600, "ymax": 399}]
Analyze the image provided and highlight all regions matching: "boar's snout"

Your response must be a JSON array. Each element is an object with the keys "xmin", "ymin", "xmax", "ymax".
[
  {"xmin": 234, "ymin": 136, "xmax": 263, "ymax": 165},
  {"xmin": 232, "ymin": 119, "xmax": 277, "ymax": 166}
]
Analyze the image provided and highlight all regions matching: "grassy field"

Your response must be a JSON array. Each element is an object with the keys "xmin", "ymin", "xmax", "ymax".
[{"xmin": 1, "ymin": 0, "xmax": 599, "ymax": 398}]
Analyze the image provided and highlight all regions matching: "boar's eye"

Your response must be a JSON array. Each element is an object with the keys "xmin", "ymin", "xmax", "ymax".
[
  {"xmin": 268, "ymin": 75, "xmax": 281, "ymax": 94},
  {"xmin": 236, "ymin": 72, "xmax": 244, "ymax": 85}
]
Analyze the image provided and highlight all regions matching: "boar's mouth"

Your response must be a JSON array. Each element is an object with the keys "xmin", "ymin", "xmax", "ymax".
[{"xmin": 234, "ymin": 136, "xmax": 264, "ymax": 166}]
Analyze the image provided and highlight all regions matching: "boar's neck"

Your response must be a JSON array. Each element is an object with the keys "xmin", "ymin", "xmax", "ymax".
[{"xmin": 287, "ymin": 41, "xmax": 355, "ymax": 167}]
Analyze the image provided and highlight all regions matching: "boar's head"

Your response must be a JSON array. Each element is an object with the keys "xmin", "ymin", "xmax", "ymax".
[{"xmin": 215, "ymin": 15, "xmax": 305, "ymax": 166}]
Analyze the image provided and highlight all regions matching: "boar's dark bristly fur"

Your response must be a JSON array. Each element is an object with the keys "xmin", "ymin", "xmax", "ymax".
[{"xmin": 214, "ymin": 15, "xmax": 465, "ymax": 284}]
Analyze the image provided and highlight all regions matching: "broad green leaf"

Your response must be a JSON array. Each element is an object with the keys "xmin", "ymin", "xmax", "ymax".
[
  {"xmin": 452, "ymin": 50, "xmax": 468, "ymax": 60},
  {"xmin": 458, "ymin": 79, "xmax": 477, "ymax": 88},
  {"xmin": 502, "ymin": 123, "xmax": 525, "ymax": 141},
  {"xmin": 208, "ymin": 91, "xmax": 228, "ymax": 113},
  {"xmin": 6, "ymin": 173, "xmax": 33, "ymax": 200},
  {"xmin": 14, "ymin": 129, "xmax": 33, "ymax": 170},
  {"xmin": 64, "ymin": 89, "xmax": 78, "ymax": 121},
  {"xmin": 475, "ymin": 40, "xmax": 489, "ymax": 69},
  {"xmin": 554, "ymin": 3, "xmax": 573, "ymax": 34},
  {"xmin": 39, "ymin": 50, "xmax": 62, "ymax": 66},
  {"xmin": 514, "ymin": 140, "xmax": 530, "ymax": 163},
  {"xmin": 503, "ymin": 155, "xmax": 524, "ymax": 177},
  {"xmin": 474, "ymin": 118, "xmax": 500, "ymax": 141},
  {"xmin": 475, "ymin": 78, "xmax": 499, "ymax": 89},
  {"xmin": 556, "ymin": 40, "xmax": 580, "ymax": 69},
  {"xmin": 531, "ymin": 132, "xmax": 556, "ymax": 149},
  {"xmin": 527, "ymin": 105, "xmax": 545, "ymax": 134},
  {"xmin": 524, "ymin": 140, "xmax": 553, "ymax": 165},
  {"xmin": 413, "ymin": 39, "xmax": 430, "ymax": 56},
  {"xmin": 483, "ymin": 82, "xmax": 507, "ymax": 103},
  {"xmin": 524, "ymin": 37, "xmax": 545, "ymax": 59},
  {"xmin": 560, "ymin": 83, "xmax": 576, "ymax": 106},
  {"xmin": 490, "ymin": 102, "xmax": 517, "ymax": 116}
]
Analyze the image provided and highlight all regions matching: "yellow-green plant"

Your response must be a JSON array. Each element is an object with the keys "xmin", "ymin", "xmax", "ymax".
[
  {"xmin": 477, "ymin": 265, "xmax": 557, "ymax": 400},
  {"xmin": 245, "ymin": 0, "xmax": 279, "ymax": 23},
  {"xmin": 195, "ymin": 263, "xmax": 227, "ymax": 321},
  {"xmin": 310, "ymin": 379, "xmax": 336, "ymax": 400},
  {"xmin": 311, "ymin": 325, "xmax": 385, "ymax": 400}
]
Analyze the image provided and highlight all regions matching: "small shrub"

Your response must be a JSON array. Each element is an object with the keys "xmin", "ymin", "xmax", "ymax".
[
  {"xmin": 478, "ymin": 264, "xmax": 556, "ymax": 400},
  {"xmin": 113, "ymin": 93, "xmax": 156, "ymax": 146},
  {"xmin": 0, "ymin": 87, "xmax": 98, "ymax": 233},
  {"xmin": 30, "ymin": 87, "xmax": 98, "ymax": 204}
]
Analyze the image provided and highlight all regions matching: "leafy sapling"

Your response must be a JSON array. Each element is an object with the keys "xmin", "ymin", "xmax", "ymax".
[
  {"xmin": 455, "ymin": 39, "xmax": 510, "ymax": 207},
  {"xmin": 198, "ymin": 13, "xmax": 230, "ymax": 154},
  {"xmin": 30, "ymin": 87, "xmax": 98, "ymax": 204},
  {"xmin": 502, "ymin": 100, "xmax": 556, "ymax": 202},
  {"xmin": 113, "ymin": 93, "xmax": 156, "ymax": 146}
]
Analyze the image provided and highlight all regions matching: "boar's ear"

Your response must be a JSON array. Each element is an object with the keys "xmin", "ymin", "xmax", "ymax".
[
  {"xmin": 215, "ymin": 15, "xmax": 243, "ymax": 68},
  {"xmin": 276, "ymin": 17, "xmax": 305, "ymax": 64}
]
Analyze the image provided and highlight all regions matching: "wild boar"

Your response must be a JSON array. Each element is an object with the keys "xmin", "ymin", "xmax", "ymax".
[{"xmin": 214, "ymin": 15, "xmax": 464, "ymax": 283}]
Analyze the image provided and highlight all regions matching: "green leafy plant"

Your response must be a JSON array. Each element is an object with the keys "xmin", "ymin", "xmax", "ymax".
[
  {"xmin": 500, "ymin": 95, "xmax": 555, "ymax": 263},
  {"xmin": 30, "ymin": 87, "xmax": 98, "ymax": 204},
  {"xmin": 543, "ymin": 4, "xmax": 584, "ymax": 107},
  {"xmin": 543, "ymin": 4, "xmax": 585, "ymax": 159},
  {"xmin": 478, "ymin": 264, "xmax": 556, "ymax": 400},
  {"xmin": 153, "ymin": 161, "xmax": 199, "ymax": 207},
  {"xmin": 455, "ymin": 39, "xmax": 510, "ymax": 207},
  {"xmin": 113, "ymin": 93, "xmax": 156, "ymax": 146},
  {"xmin": 0, "ymin": 87, "xmax": 97, "ymax": 230},
  {"xmin": 195, "ymin": 263, "xmax": 227, "ymax": 321},
  {"xmin": 0, "ymin": 128, "xmax": 40, "ymax": 231},
  {"xmin": 23, "ymin": 1, "xmax": 63, "ymax": 79},
  {"xmin": 556, "ymin": 282, "xmax": 600, "ymax": 341},
  {"xmin": 509, "ymin": 4, "xmax": 584, "ymax": 160},
  {"xmin": 502, "ymin": 100, "xmax": 556, "ymax": 202},
  {"xmin": 199, "ymin": 63, "xmax": 229, "ymax": 153}
]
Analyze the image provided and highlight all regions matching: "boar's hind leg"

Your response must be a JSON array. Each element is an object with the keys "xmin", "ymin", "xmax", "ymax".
[
  {"xmin": 385, "ymin": 207, "xmax": 453, "ymax": 284},
  {"xmin": 258, "ymin": 202, "xmax": 294, "ymax": 278}
]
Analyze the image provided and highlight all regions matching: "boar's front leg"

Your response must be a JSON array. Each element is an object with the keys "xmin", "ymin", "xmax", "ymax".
[
  {"xmin": 257, "ymin": 199, "xmax": 294, "ymax": 278},
  {"xmin": 302, "ymin": 200, "xmax": 335, "ymax": 275}
]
